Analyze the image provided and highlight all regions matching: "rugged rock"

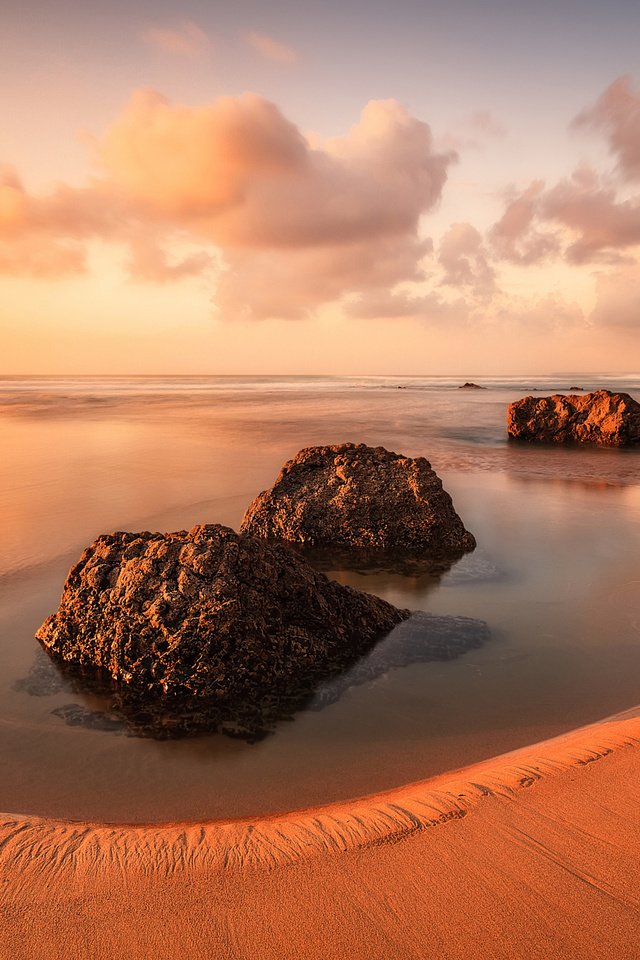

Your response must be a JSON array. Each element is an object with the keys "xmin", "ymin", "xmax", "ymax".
[
  {"xmin": 36, "ymin": 524, "xmax": 408, "ymax": 705},
  {"xmin": 507, "ymin": 390, "xmax": 640, "ymax": 447},
  {"xmin": 458, "ymin": 382, "xmax": 486, "ymax": 390},
  {"xmin": 240, "ymin": 443, "xmax": 475, "ymax": 553},
  {"xmin": 23, "ymin": 610, "xmax": 490, "ymax": 740}
]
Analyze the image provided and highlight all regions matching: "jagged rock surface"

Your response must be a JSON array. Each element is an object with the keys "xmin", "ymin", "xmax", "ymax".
[
  {"xmin": 36, "ymin": 524, "xmax": 408, "ymax": 701},
  {"xmin": 507, "ymin": 390, "xmax": 640, "ymax": 447},
  {"xmin": 240, "ymin": 443, "xmax": 476, "ymax": 552}
]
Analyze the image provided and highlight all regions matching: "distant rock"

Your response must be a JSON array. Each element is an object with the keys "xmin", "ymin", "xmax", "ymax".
[
  {"xmin": 507, "ymin": 390, "xmax": 640, "ymax": 447},
  {"xmin": 458, "ymin": 382, "xmax": 487, "ymax": 390},
  {"xmin": 568, "ymin": 386, "xmax": 585, "ymax": 392},
  {"xmin": 240, "ymin": 443, "xmax": 476, "ymax": 553},
  {"xmin": 36, "ymin": 524, "xmax": 408, "ymax": 704}
]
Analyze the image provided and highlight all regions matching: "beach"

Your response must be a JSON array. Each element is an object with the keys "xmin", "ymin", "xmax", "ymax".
[
  {"xmin": 2, "ymin": 710, "xmax": 639, "ymax": 959},
  {"xmin": 5, "ymin": 9, "xmax": 640, "ymax": 954},
  {"xmin": 1, "ymin": 376, "xmax": 640, "ymax": 957}
]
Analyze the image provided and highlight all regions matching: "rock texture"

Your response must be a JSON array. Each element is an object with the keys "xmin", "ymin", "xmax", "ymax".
[
  {"xmin": 25, "ymin": 610, "xmax": 489, "ymax": 740},
  {"xmin": 507, "ymin": 390, "xmax": 640, "ymax": 447},
  {"xmin": 240, "ymin": 443, "xmax": 475, "ymax": 553},
  {"xmin": 36, "ymin": 524, "xmax": 408, "ymax": 704}
]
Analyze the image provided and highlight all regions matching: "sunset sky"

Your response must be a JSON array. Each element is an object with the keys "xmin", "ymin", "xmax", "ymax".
[{"xmin": 2, "ymin": 0, "xmax": 640, "ymax": 374}]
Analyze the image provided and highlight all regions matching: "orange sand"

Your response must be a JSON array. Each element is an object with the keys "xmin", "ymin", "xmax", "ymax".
[{"xmin": 1, "ymin": 712, "xmax": 639, "ymax": 959}]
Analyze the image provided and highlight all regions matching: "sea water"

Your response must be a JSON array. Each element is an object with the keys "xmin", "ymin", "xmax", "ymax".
[{"xmin": 1, "ymin": 375, "xmax": 639, "ymax": 821}]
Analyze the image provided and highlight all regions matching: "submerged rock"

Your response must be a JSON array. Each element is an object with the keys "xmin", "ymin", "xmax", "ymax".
[
  {"xmin": 36, "ymin": 524, "xmax": 408, "ymax": 703},
  {"xmin": 240, "ymin": 443, "xmax": 475, "ymax": 554},
  {"xmin": 507, "ymin": 390, "xmax": 640, "ymax": 447}
]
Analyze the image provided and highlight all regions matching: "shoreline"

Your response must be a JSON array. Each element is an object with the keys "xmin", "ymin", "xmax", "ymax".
[
  {"xmin": 2, "ymin": 707, "xmax": 639, "ymax": 868},
  {"xmin": 2, "ymin": 709, "xmax": 640, "ymax": 959}
]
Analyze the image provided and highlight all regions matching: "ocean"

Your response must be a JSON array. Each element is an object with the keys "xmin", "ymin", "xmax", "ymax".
[{"xmin": 1, "ymin": 374, "xmax": 639, "ymax": 821}]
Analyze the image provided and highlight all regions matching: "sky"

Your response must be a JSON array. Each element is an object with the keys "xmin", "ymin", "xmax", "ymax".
[{"xmin": 2, "ymin": 0, "xmax": 640, "ymax": 375}]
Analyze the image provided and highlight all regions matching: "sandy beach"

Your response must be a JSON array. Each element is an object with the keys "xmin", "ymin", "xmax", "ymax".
[
  {"xmin": 2, "ymin": 709, "xmax": 639, "ymax": 960},
  {"xmin": 4, "ymin": 0, "xmax": 640, "ymax": 949}
]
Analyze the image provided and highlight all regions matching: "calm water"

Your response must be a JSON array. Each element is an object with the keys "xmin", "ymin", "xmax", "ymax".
[{"xmin": 1, "ymin": 374, "xmax": 639, "ymax": 822}]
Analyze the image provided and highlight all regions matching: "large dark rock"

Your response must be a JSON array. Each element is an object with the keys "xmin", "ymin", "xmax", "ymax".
[
  {"xmin": 507, "ymin": 390, "xmax": 640, "ymax": 447},
  {"xmin": 23, "ymin": 610, "xmax": 490, "ymax": 741},
  {"xmin": 240, "ymin": 443, "xmax": 475, "ymax": 553},
  {"xmin": 36, "ymin": 524, "xmax": 408, "ymax": 704}
]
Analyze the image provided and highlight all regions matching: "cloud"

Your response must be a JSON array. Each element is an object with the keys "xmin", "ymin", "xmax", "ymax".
[
  {"xmin": 0, "ymin": 235, "xmax": 86, "ymax": 278},
  {"xmin": 543, "ymin": 169, "xmax": 640, "ymax": 263},
  {"xmin": 217, "ymin": 233, "xmax": 434, "ymax": 321},
  {"xmin": 142, "ymin": 22, "xmax": 212, "ymax": 57},
  {"xmin": 0, "ymin": 166, "xmax": 109, "ymax": 276},
  {"xmin": 97, "ymin": 90, "xmax": 308, "ymax": 221},
  {"xmin": 245, "ymin": 32, "xmax": 298, "ymax": 65},
  {"xmin": 574, "ymin": 75, "xmax": 640, "ymax": 183},
  {"xmin": 97, "ymin": 91, "xmax": 453, "ymax": 316},
  {"xmin": 489, "ymin": 181, "xmax": 560, "ymax": 264},
  {"xmin": 438, "ymin": 222, "xmax": 495, "ymax": 297},
  {"xmin": 489, "ymin": 165, "xmax": 640, "ymax": 266},
  {"xmin": 487, "ymin": 80, "xmax": 640, "ymax": 267},
  {"xmin": 1, "ymin": 92, "xmax": 454, "ymax": 318}
]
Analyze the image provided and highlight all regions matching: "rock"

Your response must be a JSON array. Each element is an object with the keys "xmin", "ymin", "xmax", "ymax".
[
  {"xmin": 36, "ymin": 524, "xmax": 408, "ymax": 704},
  {"xmin": 24, "ymin": 610, "xmax": 489, "ymax": 741},
  {"xmin": 458, "ymin": 382, "xmax": 486, "ymax": 390},
  {"xmin": 568, "ymin": 386, "xmax": 585, "ymax": 391},
  {"xmin": 507, "ymin": 390, "xmax": 640, "ymax": 447},
  {"xmin": 240, "ymin": 443, "xmax": 475, "ymax": 553}
]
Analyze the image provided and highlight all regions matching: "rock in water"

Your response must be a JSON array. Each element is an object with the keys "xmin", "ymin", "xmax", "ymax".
[
  {"xmin": 240, "ymin": 443, "xmax": 476, "ymax": 552},
  {"xmin": 507, "ymin": 390, "xmax": 640, "ymax": 447},
  {"xmin": 36, "ymin": 524, "xmax": 408, "ymax": 701}
]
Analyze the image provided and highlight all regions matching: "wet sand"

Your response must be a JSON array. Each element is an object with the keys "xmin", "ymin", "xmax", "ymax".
[{"xmin": 2, "ymin": 710, "xmax": 639, "ymax": 960}]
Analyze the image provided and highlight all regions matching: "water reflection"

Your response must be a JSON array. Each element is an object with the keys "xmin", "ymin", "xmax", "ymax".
[
  {"xmin": 17, "ymin": 612, "xmax": 490, "ymax": 741},
  {"xmin": 292, "ymin": 541, "xmax": 470, "ymax": 579}
]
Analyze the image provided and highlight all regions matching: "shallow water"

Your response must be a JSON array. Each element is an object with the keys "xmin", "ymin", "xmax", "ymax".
[{"xmin": 1, "ymin": 374, "xmax": 639, "ymax": 822}]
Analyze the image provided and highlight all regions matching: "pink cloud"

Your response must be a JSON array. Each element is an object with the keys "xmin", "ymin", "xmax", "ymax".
[
  {"xmin": 439, "ymin": 222, "xmax": 495, "ymax": 296},
  {"xmin": 0, "ymin": 167, "xmax": 112, "ymax": 277},
  {"xmin": 0, "ymin": 235, "xmax": 86, "ymax": 278},
  {"xmin": 96, "ymin": 92, "xmax": 453, "ymax": 316},
  {"xmin": 543, "ymin": 170, "xmax": 640, "ymax": 263},
  {"xmin": 245, "ymin": 32, "xmax": 298, "ymax": 65},
  {"xmin": 574, "ymin": 76, "xmax": 640, "ymax": 182},
  {"xmin": 489, "ymin": 181, "xmax": 560, "ymax": 264},
  {"xmin": 1, "ymin": 92, "xmax": 453, "ymax": 316},
  {"xmin": 97, "ymin": 90, "xmax": 308, "ymax": 220},
  {"xmin": 142, "ymin": 22, "xmax": 212, "ymax": 57},
  {"xmin": 490, "ymin": 162, "xmax": 640, "ymax": 267}
]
